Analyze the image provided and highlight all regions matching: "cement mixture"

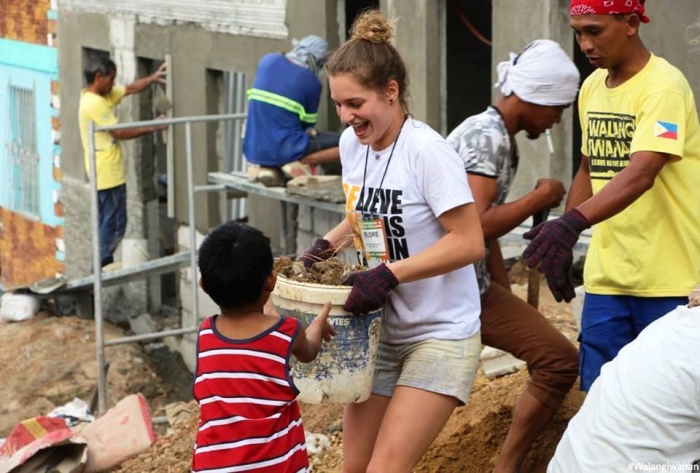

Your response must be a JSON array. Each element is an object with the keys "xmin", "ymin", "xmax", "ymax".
[{"xmin": 274, "ymin": 257, "xmax": 364, "ymax": 286}]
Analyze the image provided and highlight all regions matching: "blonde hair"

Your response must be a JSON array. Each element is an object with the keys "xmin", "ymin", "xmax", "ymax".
[{"xmin": 325, "ymin": 9, "xmax": 409, "ymax": 109}]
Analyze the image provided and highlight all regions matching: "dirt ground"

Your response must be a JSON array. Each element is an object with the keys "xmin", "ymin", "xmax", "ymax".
[
  {"xmin": 0, "ymin": 311, "xmax": 191, "ymax": 438},
  {"xmin": 0, "ymin": 262, "xmax": 584, "ymax": 472}
]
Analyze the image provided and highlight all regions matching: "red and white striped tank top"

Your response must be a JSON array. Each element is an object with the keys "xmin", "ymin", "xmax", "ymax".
[{"xmin": 192, "ymin": 315, "xmax": 310, "ymax": 473}]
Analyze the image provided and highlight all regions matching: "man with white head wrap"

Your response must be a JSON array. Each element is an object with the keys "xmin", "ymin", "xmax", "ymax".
[
  {"xmin": 446, "ymin": 39, "xmax": 580, "ymax": 473},
  {"xmin": 244, "ymin": 35, "xmax": 341, "ymax": 186}
]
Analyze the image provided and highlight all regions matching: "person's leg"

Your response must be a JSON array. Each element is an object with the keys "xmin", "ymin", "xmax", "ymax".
[
  {"xmin": 631, "ymin": 296, "xmax": 689, "ymax": 336},
  {"xmin": 300, "ymin": 131, "xmax": 340, "ymax": 165},
  {"xmin": 367, "ymin": 387, "xmax": 459, "ymax": 473},
  {"xmin": 342, "ymin": 341, "xmax": 397, "ymax": 473},
  {"xmin": 97, "ymin": 184, "xmax": 127, "ymax": 267},
  {"xmin": 367, "ymin": 335, "xmax": 481, "ymax": 472},
  {"xmin": 342, "ymin": 395, "xmax": 392, "ymax": 473},
  {"xmin": 578, "ymin": 293, "xmax": 634, "ymax": 391},
  {"xmin": 480, "ymin": 283, "xmax": 579, "ymax": 473}
]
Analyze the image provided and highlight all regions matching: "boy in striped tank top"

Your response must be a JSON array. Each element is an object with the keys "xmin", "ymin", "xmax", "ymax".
[{"xmin": 192, "ymin": 221, "xmax": 335, "ymax": 473}]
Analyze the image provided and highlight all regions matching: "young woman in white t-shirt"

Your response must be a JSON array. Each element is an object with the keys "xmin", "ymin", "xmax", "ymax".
[{"xmin": 299, "ymin": 10, "xmax": 485, "ymax": 473}]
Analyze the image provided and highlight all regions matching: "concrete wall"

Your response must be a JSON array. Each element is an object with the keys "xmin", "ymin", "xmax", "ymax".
[
  {"xmin": 384, "ymin": 0, "xmax": 444, "ymax": 130},
  {"xmin": 0, "ymin": 0, "xmax": 64, "ymax": 288},
  {"xmin": 643, "ymin": 1, "xmax": 700, "ymax": 107}
]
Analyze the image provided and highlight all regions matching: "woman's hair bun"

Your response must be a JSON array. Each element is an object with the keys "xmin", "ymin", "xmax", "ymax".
[{"xmin": 350, "ymin": 9, "xmax": 394, "ymax": 44}]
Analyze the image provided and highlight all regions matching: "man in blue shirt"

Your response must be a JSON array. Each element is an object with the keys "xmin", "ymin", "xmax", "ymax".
[{"xmin": 244, "ymin": 36, "xmax": 340, "ymax": 186}]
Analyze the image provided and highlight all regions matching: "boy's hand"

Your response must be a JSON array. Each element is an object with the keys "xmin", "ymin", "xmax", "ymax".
[
  {"xmin": 307, "ymin": 302, "xmax": 336, "ymax": 343},
  {"xmin": 293, "ymin": 302, "xmax": 335, "ymax": 362}
]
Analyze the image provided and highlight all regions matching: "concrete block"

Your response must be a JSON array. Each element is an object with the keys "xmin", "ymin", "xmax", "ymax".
[
  {"xmin": 312, "ymin": 209, "xmax": 343, "ymax": 238},
  {"xmin": 298, "ymin": 205, "xmax": 313, "ymax": 232},
  {"xmin": 129, "ymin": 312, "xmax": 158, "ymax": 336},
  {"xmin": 178, "ymin": 334, "xmax": 198, "ymax": 373},
  {"xmin": 481, "ymin": 346, "xmax": 526, "ymax": 378},
  {"xmin": 177, "ymin": 225, "xmax": 207, "ymax": 251},
  {"xmin": 179, "ymin": 267, "xmax": 219, "ymax": 324},
  {"xmin": 286, "ymin": 175, "xmax": 345, "ymax": 203},
  {"xmin": 295, "ymin": 230, "xmax": 317, "ymax": 257}
]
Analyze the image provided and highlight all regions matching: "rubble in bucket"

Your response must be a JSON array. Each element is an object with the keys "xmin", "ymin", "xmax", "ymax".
[
  {"xmin": 271, "ymin": 258, "xmax": 382, "ymax": 405},
  {"xmin": 274, "ymin": 256, "xmax": 363, "ymax": 286}
]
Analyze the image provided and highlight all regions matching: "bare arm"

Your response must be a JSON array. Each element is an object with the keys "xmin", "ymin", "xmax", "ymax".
[
  {"xmin": 110, "ymin": 122, "xmax": 165, "ymax": 141},
  {"xmin": 125, "ymin": 63, "xmax": 167, "ymax": 96},
  {"xmin": 486, "ymin": 240, "xmax": 511, "ymax": 291},
  {"xmin": 565, "ymin": 155, "xmax": 593, "ymax": 211},
  {"xmin": 292, "ymin": 302, "xmax": 334, "ymax": 363},
  {"xmin": 575, "ymin": 151, "xmax": 668, "ymax": 225},
  {"xmin": 386, "ymin": 203, "xmax": 485, "ymax": 284},
  {"xmin": 469, "ymin": 174, "xmax": 564, "ymax": 241},
  {"xmin": 322, "ymin": 218, "xmax": 356, "ymax": 252}
]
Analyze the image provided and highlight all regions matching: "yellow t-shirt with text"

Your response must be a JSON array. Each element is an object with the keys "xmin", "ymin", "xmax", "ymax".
[
  {"xmin": 579, "ymin": 54, "xmax": 700, "ymax": 296},
  {"xmin": 79, "ymin": 85, "xmax": 127, "ymax": 190}
]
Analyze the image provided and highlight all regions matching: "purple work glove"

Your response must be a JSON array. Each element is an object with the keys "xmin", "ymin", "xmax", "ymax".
[
  {"xmin": 298, "ymin": 238, "xmax": 335, "ymax": 269},
  {"xmin": 342, "ymin": 264, "xmax": 398, "ymax": 316},
  {"xmin": 523, "ymin": 209, "xmax": 590, "ymax": 303}
]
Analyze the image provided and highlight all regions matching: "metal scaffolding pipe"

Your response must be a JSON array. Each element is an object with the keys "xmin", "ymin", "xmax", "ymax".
[
  {"xmin": 104, "ymin": 326, "xmax": 200, "ymax": 347},
  {"xmin": 95, "ymin": 113, "xmax": 247, "ymax": 132},
  {"xmin": 88, "ymin": 112, "xmax": 247, "ymax": 416},
  {"xmin": 185, "ymin": 122, "xmax": 199, "ymax": 332},
  {"xmin": 194, "ymin": 184, "xmax": 226, "ymax": 193},
  {"xmin": 88, "ymin": 121, "xmax": 108, "ymax": 416}
]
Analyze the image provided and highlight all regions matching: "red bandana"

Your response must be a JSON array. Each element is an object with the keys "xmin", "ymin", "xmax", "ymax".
[{"xmin": 570, "ymin": 0, "xmax": 650, "ymax": 23}]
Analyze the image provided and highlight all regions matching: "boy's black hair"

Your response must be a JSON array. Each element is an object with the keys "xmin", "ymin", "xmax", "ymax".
[
  {"xmin": 84, "ymin": 56, "xmax": 117, "ymax": 85},
  {"xmin": 198, "ymin": 221, "xmax": 273, "ymax": 310}
]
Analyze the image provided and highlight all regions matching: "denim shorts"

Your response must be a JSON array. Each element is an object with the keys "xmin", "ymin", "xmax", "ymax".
[{"xmin": 372, "ymin": 333, "xmax": 481, "ymax": 404}]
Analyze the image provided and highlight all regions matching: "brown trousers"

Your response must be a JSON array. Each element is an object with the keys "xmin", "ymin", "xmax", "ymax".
[{"xmin": 481, "ymin": 282, "xmax": 579, "ymax": 409}]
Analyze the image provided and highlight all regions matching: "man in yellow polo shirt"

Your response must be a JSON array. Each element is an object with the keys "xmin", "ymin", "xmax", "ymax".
[
  {"xmin": 79, "ymin": 56, "xmax": 166, "ymax": 268},
  {"xmin": 524, "ymin": 0, "xmax": 700, "ymax": 391}
]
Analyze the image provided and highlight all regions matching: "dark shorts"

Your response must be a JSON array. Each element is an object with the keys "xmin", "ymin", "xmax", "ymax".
[
  {"xmin": 303, "ymin": 131, "xmax": 340, "ymax": 156},
  {"xmin": 579, "ymin": 293, "xmax": 688, "ymax": 391}
]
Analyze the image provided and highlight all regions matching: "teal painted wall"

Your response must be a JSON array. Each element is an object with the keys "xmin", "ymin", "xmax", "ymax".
[{"xmin": 0, "ymin": 38, "xmax": 62, "ymax": 228}]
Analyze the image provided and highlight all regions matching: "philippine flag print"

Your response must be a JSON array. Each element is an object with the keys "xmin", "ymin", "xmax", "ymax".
[{"xmin": 654, "ymin": 121, "xmax": 678, "ymax": 140}]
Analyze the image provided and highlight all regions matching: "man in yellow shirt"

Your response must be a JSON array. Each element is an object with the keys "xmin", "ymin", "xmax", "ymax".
[
  {"xmin": 79, "ymin": 56, "xmax": 166, "ymax": 268},
  {"xmin": 524, "ymin": 0, "xmax": 700, "ymax": 391}
]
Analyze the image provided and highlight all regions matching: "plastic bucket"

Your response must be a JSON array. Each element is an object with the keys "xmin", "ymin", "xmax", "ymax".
[{"xmin": 271, "ymin": 275, "xmax": 382, "ymax": 404}]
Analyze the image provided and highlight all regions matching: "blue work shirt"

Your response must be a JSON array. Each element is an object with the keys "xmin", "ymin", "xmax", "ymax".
[{"xmin": 243, "ymin": 54, "xmax": 322, "ymax": 166}]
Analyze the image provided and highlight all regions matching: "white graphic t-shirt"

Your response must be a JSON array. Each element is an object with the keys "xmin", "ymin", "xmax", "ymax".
[{"xmin": 340, "ymin": 118, "xmax": 482, "ymax": 344}]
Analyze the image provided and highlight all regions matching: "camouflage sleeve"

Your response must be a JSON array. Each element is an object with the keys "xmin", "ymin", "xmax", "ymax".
[{"xmin": 449, "ymin": 117, "xmax": 507, "ymax": 179}]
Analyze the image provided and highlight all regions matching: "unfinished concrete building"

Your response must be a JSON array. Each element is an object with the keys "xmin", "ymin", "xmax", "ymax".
[{"xmin": 51, "ymin": 0, "xmax": 700, "ymax": 368}]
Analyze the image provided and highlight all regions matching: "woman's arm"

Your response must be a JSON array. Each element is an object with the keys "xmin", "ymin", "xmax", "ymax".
[
  {"xmin": 387, "ymin": 203, "xmax": 485, "ymax": 284},
  {"xmin": 322, "ymin": 217, "xmax": 356, "ymax": 252}
]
